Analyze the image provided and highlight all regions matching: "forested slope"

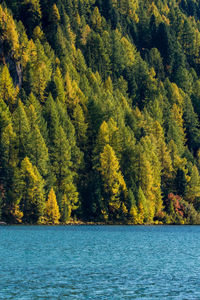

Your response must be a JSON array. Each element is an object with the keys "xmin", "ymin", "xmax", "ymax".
[{"xmin": 1, "ymin": 0, "xmax": 200, "ymax": 224}]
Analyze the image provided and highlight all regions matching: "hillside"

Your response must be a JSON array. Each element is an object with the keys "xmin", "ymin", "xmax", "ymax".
[{"xmin": 0, "ymin": 0, "xmax": 200, "ymax": 224}]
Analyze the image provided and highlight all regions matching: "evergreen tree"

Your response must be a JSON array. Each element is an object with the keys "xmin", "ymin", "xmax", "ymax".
[
  {"xmin": 51, "ymin": 125, "xmax": 79, "ymax": 215},
  {"xmin": 72, "ymin": 104, "xmax": 88, "ymax": 147},
  {"xmin": 15, "ymin": 157, "xmax": 45, "ymax": 223},
  {"xmin": 12, "ymin": 100, "xmax": 30, "ymax": 160},
  {"xmin": 1, "ymin": 123, "xmax": 17, "ymax": 184},
  {"xmin": 60, "ymin": 194, "xmax": 71, "ymax": 223},
  {"xmin": 21, "ymin": 0, "xmax": 42, "ymax": 36},
  {"xmin": 1, "ymin": 0, "xmax": 200, "ymax": 225},
  {"xmin": 175, "ymin": 169, "xmax": 187, "ymax": 197},
  {"xmin": 184, "ymin": 96, "xmax": 200, "ymax": 154}
]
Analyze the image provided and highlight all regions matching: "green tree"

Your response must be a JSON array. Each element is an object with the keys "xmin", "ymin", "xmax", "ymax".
[
  {"xmin": 60, "ymin": 194, "xmax": 71, "ymax": 223},
  {"xmin": 53, "ymin": 67, "xmax": 65, "ymax": 103},
  {"xmin": 51, "ymin": 125, "xmax": 79, "ymax": 215},
  {"xmin": 27, "ymin": 93, "xmax": 48, "ymax": 142},
  {"xmin": 184, "ymin": 96, "xmax": 200, "ymax": 154},
  {"xmin": 137, "ymin": 186, "xmax": 147, "ymax": 224},
  {"xmin": 72, "ymin": 104, "xmax": 88, "ymax": 147},
  {"xmin": 44, "ymin": 93, "xmax": 60, "ymax": 142},
  {"xmin": 186, "ymin": 165, "xmax": 200, "ymax": 203},
  {"xmin": 15, "ymin": 157, "xmax": 45, "ymax": 223},
  {"xmin": 21, "ymin": 0, "xmax": 42, "ymax": 36},
  {"xmin": 1, "ymin": 123, "xmax": 17, "ymax": 183},
  {"xmin": 12, "ymin": 100, "xmax": 30, "ymax": 160},
  {"xmin": 56, "ymin": 99, "xmax": 83, "ymax": 170},
  {"xmin": 27, "ymin": 124, "xmax": 49, "ymax": 178},
  {"xmin": 175, "ymin": 168, "xmax": 187, "ymax": 197}
]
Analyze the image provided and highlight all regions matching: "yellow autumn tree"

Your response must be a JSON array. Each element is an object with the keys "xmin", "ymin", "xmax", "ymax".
[
  {"xmin": 96, "ymin": 121, "xmax": 110, "ymax": 152},
  {"xmin": 0, "ymin": 5, "xmax": 20, "ymax": 59},
  {"xmin": 91, "ymin": 7, "xmax": 102, "ymax": 30},
  {"xmin": 121, "ymin": 37, "xmax": 136, "ymax": 67},
  {"xmin": 186, "ymin": 165, "xmax": 200, "ymax": 203},
  {"xmin": 0, "ymin": 65, "xmax": 18, "ymax": 109},
  {"xmin": 99, "ymin": 144, "xmax": 127, "ymax": 220},
  {"xmin": 81, "ymin": 25, "xmax": 91, "ymax": 45},
  {"xmin": 45, "ymin": 188, "xmax": 60, "ymax": 224},
  {"xmin": 115, "ymin": 0, "xmax": 139, "ymax": 21},
  {"xmin": 96, "ymin": 118, "xmax": 121, "ymax": 157},
  {"xmin": 50, "ymin": 4, "xmax": 61, "ymax": 23}
]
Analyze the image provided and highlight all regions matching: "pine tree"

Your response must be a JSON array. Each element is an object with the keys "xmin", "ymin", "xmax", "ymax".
[
  {"xmin": 184, "ymin": 96, "xmax": 200, "ymax": 154},
  {"xmin": 56, "ymin": 99, "xmax": 83, "ymax": 170},
  {"xmin": 51, "ymin": 125, "xmax": 79, "ymax": 215},
  {"xmin": 1, "ymin": 123, "xmax": 17, "ymax": 182},
  {"xmin": 21, "ymin": 0, "xmax": 42, "ymax": 36},
  {"xmin": 12, "ymin": 100, "xmax": 30, "ymax": 160},
  {"xmin": 72, "ymin": 104, "xmax": 88, "ymax": 147},
  {"xmin": 0, "ymin": 123, "xmax": 17, "ymax": 221},
  {"xmin": 60, "ymin": 194, "xmax": 71, "ymax": 223},
  {"xmin": 51, "ymin": 125, "xmax": 71, "ymax": 189},
  {"xmin": 44, "ymin": 93, "xmax": 60, "ymax": 142},
  {"xmin": 175, "ymin": 168, "xmax": 187, "ymax": 197},
  {"xmin": 27, "ymin": 93, "xmax": 48, "ymax": 142}
]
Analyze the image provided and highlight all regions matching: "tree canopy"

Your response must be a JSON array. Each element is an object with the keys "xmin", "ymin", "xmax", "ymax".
[{"xmin": 1, "ymin": 0, "xmax": 200, "ymax": 224}]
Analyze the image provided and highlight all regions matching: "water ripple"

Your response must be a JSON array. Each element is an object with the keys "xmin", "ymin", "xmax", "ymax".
[{"xmin": 1, "ymin": 225, "xmax": 200, "ymax": 299}]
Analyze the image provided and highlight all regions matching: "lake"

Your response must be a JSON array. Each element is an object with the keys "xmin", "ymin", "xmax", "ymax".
[{"xmin": 0, "ymin": 225, "xmax": 200, "ymax": 299}]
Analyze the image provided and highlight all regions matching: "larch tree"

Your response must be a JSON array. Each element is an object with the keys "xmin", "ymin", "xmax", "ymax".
[
  {"xmin": 45, "ymin": 187, "xmax": 60, "ymax": 224},
  {"xmin": 0, "ymin": 5, "xmax": 20, "ymax": 59},
  {"xmin": 0, "ymin": 65, "xmax": 18, "ymax": 110},
  {"xmin": 14, "ymin": 157, "xmax": 45, "ymax": 224},
  {"xmin": 99, "ymin": 144, "xmax": 127, "ymax": 221},
  {"xmin": 27, "ymin": 124, "xmax": 49, "ymax": 178},
  {"xmin": 186, "ymin": 165, "xmax": 200, "ymax": 203}
]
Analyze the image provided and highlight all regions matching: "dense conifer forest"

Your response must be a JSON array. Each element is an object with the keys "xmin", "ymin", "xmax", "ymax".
[{"xmin": 1, "ymin": 0, "xmax": 200, "ymax": 224}]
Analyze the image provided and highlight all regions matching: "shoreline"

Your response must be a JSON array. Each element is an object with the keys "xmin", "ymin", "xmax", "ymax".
[{"xmin": 0, "ymin": 221, "xmax": 199, "ymax": 226}]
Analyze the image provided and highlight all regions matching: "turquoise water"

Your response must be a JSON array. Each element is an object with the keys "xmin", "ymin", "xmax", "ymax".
[{"xmin": 0, "ymin": 226, "xmax": 200, "ymax": 299}]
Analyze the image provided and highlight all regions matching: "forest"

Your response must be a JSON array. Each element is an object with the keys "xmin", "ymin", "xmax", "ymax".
[{"xmin": 0, "ymin": 0, "xmax": 200, "ymax": 224}]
